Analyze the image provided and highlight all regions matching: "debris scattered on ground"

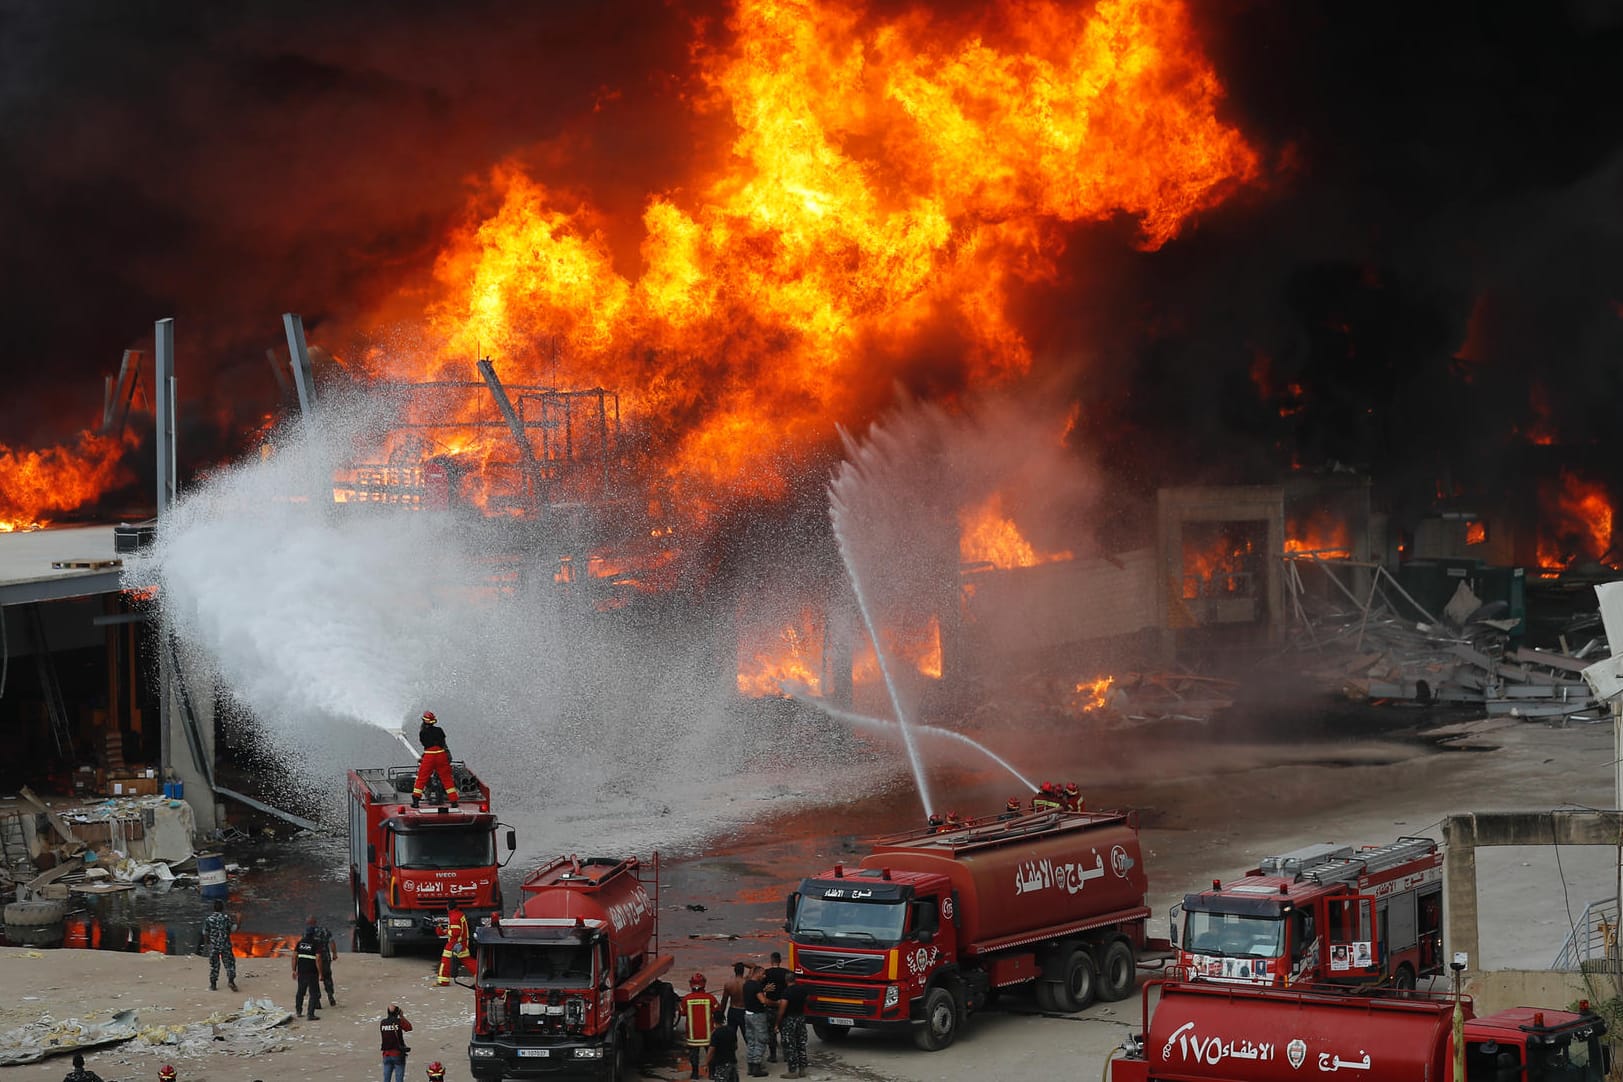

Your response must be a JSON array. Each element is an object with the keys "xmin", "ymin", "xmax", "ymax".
[{"xmin": 0, "ymin": 1009, "xmax": 139, "ymax": 1066}]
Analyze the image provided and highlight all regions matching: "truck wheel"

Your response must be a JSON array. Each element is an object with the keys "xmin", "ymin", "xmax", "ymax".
[
  {"xmin": 913, "ymin": 986, "xmax": 959, "ymax": 1051},
  {"xmin": 1392, "ymin": 964, "xmax": 1416, "ymax": 993},
  {"xmin": 812, "ymin": 1020, "xmax": 851, "ymax": 1042},
  {"xmin": 378, "ymin": 922, "xmax": 396, "ymax": 958},
  {"xmin": 1056, "ymin": 947, "xmax": 1097, "ymax": 1012},
  {"xmin": 1097, "ymin": 939, "xmax": 1136, "ymax": 1001}
]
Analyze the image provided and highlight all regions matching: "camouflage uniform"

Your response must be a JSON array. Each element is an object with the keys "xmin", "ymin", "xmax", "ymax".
[
  {"xmin": 781, "ymin": 1015, "xmax": 808, "ymax": 1075},
  {"xmin": 309, "ymin": 922, "xmax": 336, "ymax": 1005},
  {"xmin": 202, "ymin": 910, "xmax": 237, "ymax": 990}
]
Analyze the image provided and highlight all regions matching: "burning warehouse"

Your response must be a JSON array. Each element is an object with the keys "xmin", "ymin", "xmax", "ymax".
[{"xmin": 0, "ymin": 0, "xmax": 1621, "ymax": 837}]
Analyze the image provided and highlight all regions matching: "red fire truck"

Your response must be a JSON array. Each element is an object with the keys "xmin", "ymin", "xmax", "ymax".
[
  {"xmin": 467, "ymin": 854, "xmax": 675, "ymax": 1082},
  {"xmin": 1172, "ymin": 837, "xmax": 1443, "ymax": 990},
  {"xmin": 1109, "ymin": 979, "xmax": 1608, "ymax": 1082},
  {"xmin": 786, "ymin": 809, "xmax": 1164, "ymax": 1051},
  {"xmin": 347, "ymin": 763, "xmax": 515, "ymax": 957}
]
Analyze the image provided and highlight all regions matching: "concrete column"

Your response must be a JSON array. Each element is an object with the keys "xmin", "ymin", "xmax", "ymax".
[
  {"xmin": 162, "ymin": 634, "xmax": 218, "ymax": 833},
  {"xmin": 1443, "ymin": 814, "xmax": 1479, "ymax": 974}
]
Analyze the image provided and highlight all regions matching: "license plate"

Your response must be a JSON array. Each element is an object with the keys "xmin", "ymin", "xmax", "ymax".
[
  {"xmin": 826, "ymin": 1017, "xmax": 855, "ymax": 1026},
  {"xmin": 517, "ymin": 1049, "xmax": 551, "ymax": 1058}
]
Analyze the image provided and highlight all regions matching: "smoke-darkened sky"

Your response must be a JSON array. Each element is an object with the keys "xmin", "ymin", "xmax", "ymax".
[{"xmin": 2, "ymin": 0, "xmax": 1621, "ymax": 521}]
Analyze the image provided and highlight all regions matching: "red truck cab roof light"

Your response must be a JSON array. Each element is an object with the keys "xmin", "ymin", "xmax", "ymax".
[
  {"xmin": 1533, "ymin": 1012, "xmax": 1545, "ymax": 1027},
  {"xmin": 881, "ymin": 868, "xmax": 892, "ymax": 880},
  {"xmin": 1212, "ymin": 879, "xmax": 1221, "ymax": 890},
  {"xmin": 1279, "ymin": 883, "xmax": 1289, "ymax": 894},
  {"xmin": 834, "ymin": 864, "xmax": 844, "ymax": 878}
]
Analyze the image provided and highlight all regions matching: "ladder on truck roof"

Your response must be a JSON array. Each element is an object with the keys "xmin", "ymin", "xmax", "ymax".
[{"xmin": 1298, "ymin": 837, "xmax": 1436, "ymax": 887}]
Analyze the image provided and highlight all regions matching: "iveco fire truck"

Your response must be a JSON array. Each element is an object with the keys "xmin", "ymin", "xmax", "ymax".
[
  {"xmin": 1171, "ymin": 837, "xmax": 1443, "ymax": 989},
  {"xmin": 348, "ymin": 763, "xmax": 515, "ymax": 958}
]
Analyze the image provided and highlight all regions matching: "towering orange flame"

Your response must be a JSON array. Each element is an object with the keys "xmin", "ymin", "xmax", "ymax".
[
  {"xmin": 0, "ymin": 430, "xmax": 133, "ymax": 531},
  {"xmin": 360, "ymin": 0, "xmax": 1257, "ymax": 511}
]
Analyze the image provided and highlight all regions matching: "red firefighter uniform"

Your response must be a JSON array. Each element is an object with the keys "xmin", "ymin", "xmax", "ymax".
[
  {"xmin": 413, "ymin": 711, "xmax": 459, "ymax": 806},
  {"xmin": 436, "ymin": 906, "xmax": 472, "ymax": 986},
  {"xmin": 678, "ymin": 973, "xmax": 719, "ymax": 1080},
  {"xmin": 1062, "ymin": 782, "xmax": 1085, "ymax": 812}
]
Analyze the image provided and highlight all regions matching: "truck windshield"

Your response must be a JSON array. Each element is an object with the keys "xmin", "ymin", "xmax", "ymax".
[
  {"xmin": 793, "ymin": 896, "xmax": 907, "ymax": 946},
  {"xmin": 393, "ymin": 827, "xmax": 495, "ymax": 869},
  {"xmin": 481, "ymin": 943, "xmax": 596, "ymax": 986},
  {"xmin": 1183, "ymin": 910, "xmax": 1285, "ymax": 958},
  {"xmin": 1524, "ymin": 1035, "xmax": 1603, "ymax": 1081}
]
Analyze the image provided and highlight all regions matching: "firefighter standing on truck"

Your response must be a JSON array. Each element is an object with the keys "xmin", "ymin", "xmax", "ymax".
[
  {"xmin": 677, "ymin": 972, "xmax": 719, "ymax": 1080},
  {"xmin": 413, "ymin": 710, "xmax": 459, "ymax": 809},
  {"xmin": 437, "ymin": 904, "xmax": 471, "ymax": 987}
]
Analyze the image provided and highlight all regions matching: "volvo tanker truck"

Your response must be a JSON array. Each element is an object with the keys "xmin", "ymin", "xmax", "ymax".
[
  {"xmin": 467, "ymin": 854, "xmax": 675, "ymax": 1082},
  {"xmin": 1109, "ymin": 978, "xmax": 1608, "ymax": 1082},
  {"xmin": 784, "ymin": 808, "xmax": 1168, "ymax": 1051}
]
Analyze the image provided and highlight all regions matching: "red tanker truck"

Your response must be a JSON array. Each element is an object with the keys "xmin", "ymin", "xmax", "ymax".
[
  {"xmin": 347, "ymin": 763, "xmax": 516, "ymax": 957},
  {"xmin": 1109, "ymin": 979, "xmax": 1608, "ymax": 1082},
  {"xmin": 785, "ymin": 808, "xmax": 1166, "ymax": 1051},
  {"xmin": 467, "ymin": 854, "xmax": 675, "ymax": 1082}
]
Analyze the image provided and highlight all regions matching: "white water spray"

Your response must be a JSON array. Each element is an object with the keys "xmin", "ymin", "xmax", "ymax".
[
  {"xmin": 827, "ymin": 511, "xmax": 935, "ymax": 817},
  {"xmin": 125, "ymin": 389, "xmax": 879, "ymax": 858},
  {"xmin": 784, "ymin": 685, "xmax": 1035, "ymax": 792}
]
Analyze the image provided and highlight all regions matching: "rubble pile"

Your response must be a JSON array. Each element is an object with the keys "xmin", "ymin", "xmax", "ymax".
[{"xmin": 1283, "ymin": 558, "xmax": 1606, "ymax": 723}]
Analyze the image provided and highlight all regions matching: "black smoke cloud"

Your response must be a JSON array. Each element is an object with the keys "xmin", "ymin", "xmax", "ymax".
[
  {"xmin": 2, "ymin": 0, "xmax": 1621, "ymax": 529},
  {"xmin": 0, "ymin": 0, "xmax": 702, "ymax": 450}
]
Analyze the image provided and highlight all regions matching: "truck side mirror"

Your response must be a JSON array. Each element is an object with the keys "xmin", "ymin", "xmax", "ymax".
[
  {"xmin": 506, "ymin": 829, "xmax": 516, "ymax": 851},
  {"xmin": 917, "ymin": 930, "xmax": 935, "ymax": 944},
  {"xmin": 784, "ymin": 892, "xmax": 799, "ymax": 933},
  {"xmin": 1169, "ymin": 903, "xmax": 1182, "ymax": 947}
]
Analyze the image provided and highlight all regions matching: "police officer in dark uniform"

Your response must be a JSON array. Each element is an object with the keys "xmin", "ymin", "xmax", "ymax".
[{"xmin": 292, "ymin": 918, "xmax": 323, "ymax": 1020}]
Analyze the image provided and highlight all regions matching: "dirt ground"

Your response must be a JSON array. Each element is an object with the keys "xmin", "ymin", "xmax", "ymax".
[{"xmin": 4, "ymin": 715, "xmax": 1614, "ymax": 1082}]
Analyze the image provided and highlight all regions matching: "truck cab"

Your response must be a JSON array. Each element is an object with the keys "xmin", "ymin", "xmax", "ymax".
[
  {"xmin": 348, "ymin": 764, "xmax": 514, "ymax": 956},
  {"xmin": 1172, "ymin": 838, "xmax": 1442, "ymax": 989},
  {"xmin": 467, "ymin": 855, "xmax": 675, "ymax": 1082},
  {"xmin": 787, "ymin": 869, "xmax": 955, "ymax": 1041},
  {"xmin": 1463, "ymin": 1006, "xmax": 1608, "ymax": 1081}
]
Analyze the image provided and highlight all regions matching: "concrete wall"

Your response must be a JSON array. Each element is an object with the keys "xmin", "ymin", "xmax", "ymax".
[{"xmin": 1465, "ymin": 969, "xmax": 1597, "ymax": 1015}]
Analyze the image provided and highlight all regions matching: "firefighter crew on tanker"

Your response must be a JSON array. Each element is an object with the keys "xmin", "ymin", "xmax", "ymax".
[
  {"xmin": 412, "ymin": 710, "xmax": 459, "ymax": 809},
  {"xmin": 1000, "ymin": 796, "xmax": 1024, "ymax": 820},
  {"xmin": 292, "ymin": 918, "xmax": 323, "ymax": 1020},
  {"xmin": 677, "ymin": 971, "xmax": 719, "ymax": 1080},
  {"xmin": 1030, "ymin": 781, "xmax": 1061, "ymax": 812},
  {"xmin": 436, "ymin": 905, "xmax": 472, "ymax": 986}
]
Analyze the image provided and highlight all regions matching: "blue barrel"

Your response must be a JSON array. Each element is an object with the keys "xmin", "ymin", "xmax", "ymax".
[
  {"xmin": 163, "ymin": 781, "xmax": 184, "ymax": 800},
  {"xmin": 197, "ymin": 852, "xmax": 228, "ymax": 900}
]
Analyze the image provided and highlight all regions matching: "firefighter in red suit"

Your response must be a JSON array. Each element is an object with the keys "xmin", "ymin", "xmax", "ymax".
[
  {"xmin": 677, "ymin": 972, "xmax": 719, "ymax": 1080},
  {"xmin": 1062, "ymin": 781, "xmax": 1085, "ymax": 812},
  {"xmin": 412, "ymin": 710, "xmax": 459, "ymax": 809},
  {"xmin": 436, "ymin": 905, "xmax": 471, "ymax": 987}
]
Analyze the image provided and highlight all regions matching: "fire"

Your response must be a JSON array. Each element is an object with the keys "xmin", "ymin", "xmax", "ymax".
[
  {"xmin": 1182, "ymin": 533, "xmax": 1255, "ymax": 599},
  {"xmin": 1537, "ymin": 470, "xmax": 1615, "ymax": 572},
  {"xmin": 1283, "ymin": 511, "xmax": 1351, "ymax": 559},
  {"xmin": 0, "ymin": 429, "xmax": 133, "ymax": 531},
  {"xmin": 360, "ymin": 0, "xmax": 1257, "ymax": 512},
  {"xmin": 959, "ymin": 492, "xmax": 1071, "ymax": 569},
  {"xmin": 1072, "ymin": 675, "xmax": 1116, "ymax": 713},
  {"xmin": 738, "ymin": 613, "xmax": 824, "ymax": 696}
]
